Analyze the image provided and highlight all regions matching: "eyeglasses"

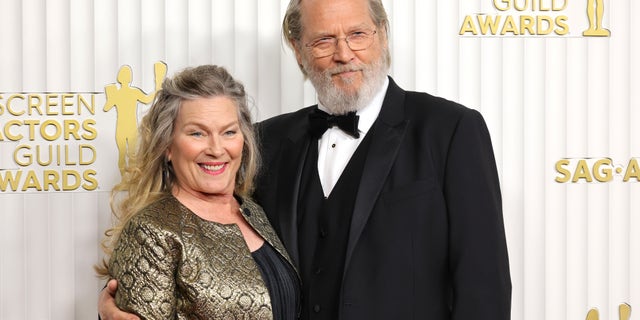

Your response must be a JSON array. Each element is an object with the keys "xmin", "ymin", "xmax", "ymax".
[{"xmin": 304, "ymin": 29, "xmax": 377, "ymax": 58}]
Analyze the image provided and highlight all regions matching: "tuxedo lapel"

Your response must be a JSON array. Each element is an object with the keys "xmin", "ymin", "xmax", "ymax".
[
  {"xmin": 273, "ymin": 116, "xmax": 313, "ymax": 267},
  {"xmin": 344, "ymin": 78, "xmax": 408, "ymax": 269}
]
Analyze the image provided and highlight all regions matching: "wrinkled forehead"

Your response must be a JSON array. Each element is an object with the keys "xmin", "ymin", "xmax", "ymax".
[{"xmin": 299, "ymin": 0, "xmax": 375, "ymax": 36}]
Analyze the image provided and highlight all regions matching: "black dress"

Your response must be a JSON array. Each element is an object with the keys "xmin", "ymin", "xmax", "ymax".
[{"xmin": 252, "ymin": 242, "xmax": 301, "ymax": 319}]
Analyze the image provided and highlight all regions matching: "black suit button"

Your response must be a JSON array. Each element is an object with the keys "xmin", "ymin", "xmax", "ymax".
[
  {"xmin": 314, "ymin": 267, "xmax": 323, "ymax": 275},
  {"xmin": 313, "ymin": 305, "xmax": 321, "ymax": 313},
  {"xmin": 319, "ymin": 229, "xmax": 327, "ymax": 238}
]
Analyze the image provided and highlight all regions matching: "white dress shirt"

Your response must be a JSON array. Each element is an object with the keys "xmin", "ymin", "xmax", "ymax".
[{"xmin": 316, "ymin": 77, "xmax": 389, "ymax": 196}]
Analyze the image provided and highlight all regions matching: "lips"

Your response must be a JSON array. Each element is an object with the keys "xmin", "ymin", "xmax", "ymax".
[
  {"xmin": 333, "ymin": 67, "xmax": 360, "ymax": 75},
  {"xmin": 201, "ymin": 163, "xmax": 225, "ymax": 173},
  {"xmin": 331, "ymin": 66, "xmax": 363, "ymax": 83},
  {"xmin": 335, "ymin": 70, "xmax": 357, "ymax": 76}
]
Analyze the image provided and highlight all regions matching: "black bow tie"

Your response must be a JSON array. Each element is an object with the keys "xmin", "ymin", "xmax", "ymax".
[{"xmin": 309, "ymin": 109, "xmax": 360, "ymax": 139}]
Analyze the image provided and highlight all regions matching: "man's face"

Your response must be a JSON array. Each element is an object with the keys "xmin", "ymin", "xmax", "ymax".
[{"xmin": 294, "ymin": 0, "xmax": 389, "ymax": 113}]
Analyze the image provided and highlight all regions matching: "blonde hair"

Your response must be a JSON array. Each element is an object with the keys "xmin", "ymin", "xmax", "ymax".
[{"xmin": 95, "ymin": 65, "xmax": 260, "ymax": 277}]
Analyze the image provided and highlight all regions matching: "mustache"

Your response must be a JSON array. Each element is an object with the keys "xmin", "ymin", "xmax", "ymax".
[{"xmin": 325, "ymin": 64, "xmax": 364, "ymax": 76}]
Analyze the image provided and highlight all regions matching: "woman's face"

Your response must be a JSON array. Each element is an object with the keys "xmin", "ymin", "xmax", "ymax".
[{"xmin": 166, "ymin": 96, "xmax": 244, "ymax": 198}]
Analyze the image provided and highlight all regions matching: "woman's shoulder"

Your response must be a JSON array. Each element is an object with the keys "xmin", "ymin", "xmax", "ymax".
[
  {"xmin": 127, "ymin": 196, "xmax": 184, "ymax": 232},
  {"xmin": 110, "ymin": 197, "xmax": 184, "ymax": 271}
]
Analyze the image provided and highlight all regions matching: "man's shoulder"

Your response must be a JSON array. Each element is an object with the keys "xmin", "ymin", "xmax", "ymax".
[
  {"xmin": 255, "ymin": 105, "xmax": 316, "ymax": 139},
  {"xmin": 404, "ymin": 90, "xmax": 471, "ymax": 117},
  {"xmin": 386, "ymin": 77, "xmax": 473, "ymax": 120},
  {"xmin": 390, "ymin": 84, "xmax": 486, "ymax": 135},
  {"xmin": 258, "ymin": 106, "xmax": 315, "ymax": 127}
]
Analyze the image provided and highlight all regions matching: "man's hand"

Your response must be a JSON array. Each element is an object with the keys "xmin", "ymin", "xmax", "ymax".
[{"xmin": 98, "ymin": 279, "xmax": 140, "ymax": 320}]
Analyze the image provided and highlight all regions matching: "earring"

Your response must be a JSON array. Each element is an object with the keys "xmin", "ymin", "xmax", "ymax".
[{"xmin": 162, "ymin": 159, "xmax": 172, "ymax": 189}]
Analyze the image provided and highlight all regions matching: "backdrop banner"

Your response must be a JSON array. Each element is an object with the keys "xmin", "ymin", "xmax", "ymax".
[{"xmin": 0, "ymin": 0, "xmax": 636, "ymax": 319}]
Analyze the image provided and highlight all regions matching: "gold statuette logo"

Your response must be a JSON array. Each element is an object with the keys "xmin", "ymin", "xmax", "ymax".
[
  {"xmin": 583, "ymin": 0, "xmax": 611, "ymax": 36},
  {"xmin": 459, "ymin": 0, "xmax": 612, "ymax": 37},
  {"xmin": 586, "ymin": 303, "xmax": 632, "ymax": 320},
  {"xmin": 103, "ymin": 62, "xmax": 166, "ymax": 177}
]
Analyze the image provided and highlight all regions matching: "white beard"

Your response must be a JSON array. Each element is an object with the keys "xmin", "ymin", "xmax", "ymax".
[{"xmin": 302, "ymin": 49, "xmax": 389, "ymax": 115}]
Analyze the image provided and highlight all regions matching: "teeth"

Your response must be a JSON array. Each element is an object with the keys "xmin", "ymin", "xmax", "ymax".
[{"xmin": 202, "ymin": 164, "xmax": 224, "ymax": 171}]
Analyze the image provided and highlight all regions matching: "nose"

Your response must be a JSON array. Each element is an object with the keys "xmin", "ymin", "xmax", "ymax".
[
  {"xmin": 206, "ymin": 135, "xmax": 225, "ymax": 157},
  {"xmin": 333, "ymin": 38, "xmax": 355, "ymax": 63}
]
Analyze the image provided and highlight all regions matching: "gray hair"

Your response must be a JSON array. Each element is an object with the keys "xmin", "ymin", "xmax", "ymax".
[
  {"xmin": 139, "ymin": 64, "xmax": 259, "ymax": 198},
  {"xmin": 282, "ymin": 0, "xmax": 391, "ymax": 71}
]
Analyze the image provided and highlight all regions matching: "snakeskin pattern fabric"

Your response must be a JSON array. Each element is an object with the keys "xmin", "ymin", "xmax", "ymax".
[{"xmin": 108, "ymin": 195, "xmax": 296, "ymax": 319}]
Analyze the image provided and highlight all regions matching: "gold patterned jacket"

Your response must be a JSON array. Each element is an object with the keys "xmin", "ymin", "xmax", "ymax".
[{"xmin": 108, "ymin": 195, "xmax": 296, "ymax": 319}]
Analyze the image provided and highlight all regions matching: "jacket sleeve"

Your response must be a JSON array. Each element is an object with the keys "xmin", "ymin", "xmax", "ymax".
[
  {"xmin": 444, "ymin": 108, "xmax": 512, "ymax": 320},
  {"xmin": 108, "ymin": 214, "xmax": 180, "ymax": 320}
]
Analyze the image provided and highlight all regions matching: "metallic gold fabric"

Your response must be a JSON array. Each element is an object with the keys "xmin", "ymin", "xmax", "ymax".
[{"xmin": 108, "ymin": 196, "xmax": 296, "ymax": 319}]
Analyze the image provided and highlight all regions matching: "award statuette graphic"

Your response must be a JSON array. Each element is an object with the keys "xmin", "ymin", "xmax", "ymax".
[
  {"xmin": 103, "ymin": 62, "xmax": 167, "ymax": 177},
  {"xmin": 583, "ymin": 0, "xmax": 611, "ymax": 36},
  {"xmin": 586, "ymin": 303, "xmax": 632, "ymax": 320}
]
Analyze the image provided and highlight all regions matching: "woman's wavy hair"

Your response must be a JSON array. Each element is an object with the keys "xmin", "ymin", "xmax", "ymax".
[{"xmin": 95, "ymin": 65, "xmax": 259, "ymax": 277}]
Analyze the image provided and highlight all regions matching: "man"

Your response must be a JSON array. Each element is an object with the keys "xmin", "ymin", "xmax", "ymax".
[{"xmin": 99, "ymin": 0, "xmax": 511, "ymax": 319}]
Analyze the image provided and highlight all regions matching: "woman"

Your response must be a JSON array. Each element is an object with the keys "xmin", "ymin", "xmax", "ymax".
[{"xmin": 96, "ymin": 65, "xmax": 300, "ymax": 319}]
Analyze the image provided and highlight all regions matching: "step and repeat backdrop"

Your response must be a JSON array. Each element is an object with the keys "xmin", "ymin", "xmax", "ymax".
[{"xmin": 0, "ymin": 0, "xmax": 637, "ymax": 319}]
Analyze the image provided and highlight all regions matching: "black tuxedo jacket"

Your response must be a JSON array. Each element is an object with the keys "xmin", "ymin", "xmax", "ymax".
[{"xmin": 254, "ymin": 77, "xmax": 511, "ymax": 320}]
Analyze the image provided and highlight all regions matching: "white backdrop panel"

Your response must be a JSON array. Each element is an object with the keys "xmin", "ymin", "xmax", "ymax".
[{"xmin": 0, "ymin": 0, "xmax": 637, "ymax": 319}]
